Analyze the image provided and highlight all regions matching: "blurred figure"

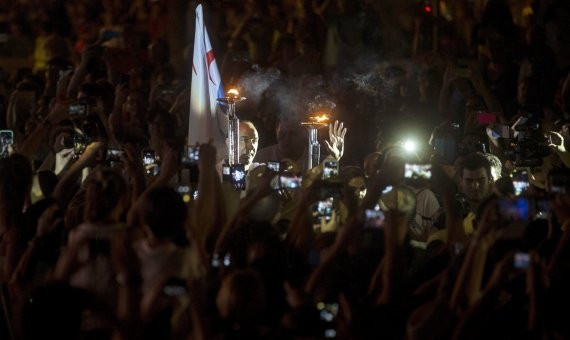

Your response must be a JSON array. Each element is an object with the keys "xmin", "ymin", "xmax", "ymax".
[
  {"xmin": 254, "ymin": 117, "xmax": 307, "ymax": 171},
  {"xmin": 134, "ymin": 187, "xmax": 200, "ymax": 296}
]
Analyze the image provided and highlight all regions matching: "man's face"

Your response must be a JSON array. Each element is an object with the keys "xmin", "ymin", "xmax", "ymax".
[
  {"xmin": 460, "ymin": 167, "xmax": 491, "ymax": 202},
  {"xmin": 239, "ymin": 122, "xmax": 259, "ymax": 165}
]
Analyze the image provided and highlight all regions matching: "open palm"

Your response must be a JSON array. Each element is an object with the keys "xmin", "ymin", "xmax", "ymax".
[{"xmin": 325, "ymin": 120, "xmax": 347, "ymax": 161}]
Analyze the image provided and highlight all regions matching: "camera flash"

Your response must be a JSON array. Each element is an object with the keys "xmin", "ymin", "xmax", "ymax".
[{"xmin": 403, "ymin": 139, "xmax": 417, "ymax": 153}]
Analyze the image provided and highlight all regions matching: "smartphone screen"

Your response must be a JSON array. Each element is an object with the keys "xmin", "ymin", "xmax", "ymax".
[
  {"xmin": 317, "ymin": 301, "xmax": 339, "ymax": 338},
  {"xmin": 497, "ymin": 198, "xmax": 529, "ymax": 222},
  {"xmin": 68, "ymin": 103, "xmax": 87, "ymax": 115},
  {"xmin": 513, "ymin": 252, "xmax": 530, "ymax": 269},
  {"xmin": 222, "ymin": 164, "xmax": 231, "ymax": 182},
  {"xmin": 106, "ymin": 148, "xmax": 124, "ymax": 162},
  {"xmin": 162, "ymin": 278, "xmax": 187, "ymax": 297},
  {"xmin": 404, "ymin": 163, "xmax": 432, "ymax": 179},
  {"xmin": 142, "ymin": 149, "xmax": 156, "ymax": 165},
  {"xmin": 182, "ymin": 145, "xmax": 199, "ymax": 166},
  {"xmin": 511, "ymin": 169, "xmax": 529, "ymax": 196},
  {"xmin": 314, "ymin": 197, "xmax": 334, "ymax": 223},
  {"xmin": 230, "ymin": 164, "xmax": 246, "ymax": 191},
  {"xmin": 0, "ymin": 130, "xmax": 14, "ymax": 146},
  {"xmin": 323, "ymin": 161, "xmax": 339, "ymax": 179},
  {"xmin": 364, "ymin": 208, "xmax": 385, "ymax": 229},
  {"xmin": 280, "ymin": 175, "xmax": 302, "ymax": 189},
  {"xmin": 267, "ymin": 161, "xmax": 280, "ymax": 172}
]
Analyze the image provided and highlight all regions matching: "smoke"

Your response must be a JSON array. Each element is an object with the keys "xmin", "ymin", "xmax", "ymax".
[
  {"xmin": 307, "ymin": 94, "xmax": 336, "ymax": 114},
  {"xmin": 237, "ymin": 65, "xmax": 281, "ymax": 106}
]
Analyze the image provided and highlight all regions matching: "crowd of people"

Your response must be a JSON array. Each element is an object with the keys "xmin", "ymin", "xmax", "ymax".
[{"xmin": 1, "ymin": 0, "xmax": 570, "ymax": 339}]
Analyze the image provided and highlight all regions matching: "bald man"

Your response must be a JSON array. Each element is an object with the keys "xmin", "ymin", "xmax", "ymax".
[{"xmin": 238, "ymin": 121, "xmax": 259, "ymax": 171}]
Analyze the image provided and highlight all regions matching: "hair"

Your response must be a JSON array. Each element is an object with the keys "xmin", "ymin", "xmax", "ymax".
[
  {"xmin": 138, "ymin": 186, "xmax": 187, "ymax": 241},
  {"xmin": 83, "ymin": 168, "xmax": 127, "ymax": 223},
  {"xmin": 340, "ymin": 165, "xmax": 365, "ymax": 183},
  {"xmin": 459, "ymin": 152, "xmax": 492, "ymax": 180},
  {"xmin": 483, "ymin": 153, "xmax": 502, "ymax": 180}
]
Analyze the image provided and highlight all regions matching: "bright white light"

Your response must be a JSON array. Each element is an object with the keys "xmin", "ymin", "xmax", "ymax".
[{"xmin": 403, "ymin": 139, "xmax": 417, "ymax": 153}]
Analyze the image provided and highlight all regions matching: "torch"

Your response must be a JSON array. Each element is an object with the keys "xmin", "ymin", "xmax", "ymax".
[
  {"xmin": 217, "ymin": 88, "xmax": 246, "ymax": 165},
  {"xmin": 301, "ymin": 113, "xmax": 329, "ymax": 170}
]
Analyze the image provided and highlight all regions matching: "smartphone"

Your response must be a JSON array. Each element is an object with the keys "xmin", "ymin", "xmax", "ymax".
[
  {"xmin": 222, "ymin": 164, "xmax": 231, "ymax": 182},
  {"xmin": 317, "ymin": 301, "xmax": 339, "ymax": 338},
  {"xmin": 0, "ymin": 130, "xmax": 14, "ymax": 146},
  {"xmin": 267, "ymin": 161, "xmax": 280, "ymax": 172},
  {"xmin": 279, "ymin": 174, "xmax": 302, "ymax": 189},
  {"xmin": 230, "ymin": 164, "xmax": 246, "ymax": 191},
  {"xmin": 511, "ymin": 169, "xmax": 530, "ymax": 196},
  {"xmin": 68, "ymin": 102, "xmax": 88, "ymax": 116},
  {"xmin": 181, "ymin": 145, "xmax": 199, "ymax": 166},
  {"xmin": 323, "ymin": 160, "xmax": 339, "ymax": 179},
  {"xmin": 364, "ymin": 208, "xmax": 385, "ymax": 229},
  {"xmin": 73, "ymin": 134, "xmax": 86, "ymax": 155},
  {"xmin": 476, "ymin": 111, "xmax": 497, "ymax": 125},
  {"xmin": 317, "ymin": 301, "xmax": 339, "ymax": 322},
  {"xmin": 142, "ymin": 149, "xmax": 156, "ymax": 165},
  {"xmin": 106, "ymin": 148, "xmax": 124, "ymax": 162},
  {"xmin": 497, "ymin": 198, "xmax": 530, "ymax": 222},
  {"xmin": 513, "ymin": 252, "xmax": 530, "ymax": 269},
  {"xmin": 176, "ymin": 185, "xmax": 192, "ymax": 203},
  {"xmin": 404, "ymin": 163, "xmax": 432, "ymax": 180},
  {"xmin": 314, "ymin": 197, "xmax": 334, "ymax": 223},
  {"xmin": 162, "ymin": 278, "xmax": 187, "ymax": 297}
]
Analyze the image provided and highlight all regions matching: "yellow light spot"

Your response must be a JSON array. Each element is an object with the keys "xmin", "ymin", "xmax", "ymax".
[{"xmin": 310, "ymin": 114, "xmax": 329, "ymax": 123}]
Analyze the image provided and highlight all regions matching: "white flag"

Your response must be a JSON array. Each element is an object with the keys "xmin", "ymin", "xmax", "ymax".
[{"xmin": 189, "ymin": 4, "xmax": 226, "ymax": 148}]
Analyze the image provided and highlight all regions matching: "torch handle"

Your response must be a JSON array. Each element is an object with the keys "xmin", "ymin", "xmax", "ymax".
[
  {"xmin": 307, "ymin": 128, "xmax": 320, "ymax": 169},
  {"xmin": 228, "ymin": 116, "xmax": 240, "ymax": 165}
]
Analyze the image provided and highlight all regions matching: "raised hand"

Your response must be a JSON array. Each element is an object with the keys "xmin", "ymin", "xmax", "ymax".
[
  {"xmin": 549, "ymin": 131, "xmax": 567, "ymax": 153},
  {"xmin": 325, "ymin": 120, "xmax": 347, "ymax": 161}
]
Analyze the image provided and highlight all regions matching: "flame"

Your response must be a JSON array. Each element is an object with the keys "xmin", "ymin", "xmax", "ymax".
[
  {"xmin": 227, "ymin": 88, "xmax": 239, "ymax": 97},
  {"xmin": 310, "ymin": 114, "xmax": 329, "ymax": 123}
]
